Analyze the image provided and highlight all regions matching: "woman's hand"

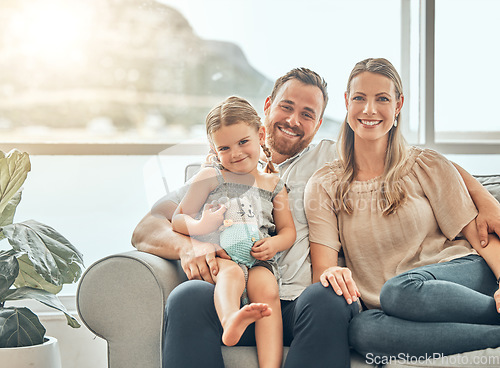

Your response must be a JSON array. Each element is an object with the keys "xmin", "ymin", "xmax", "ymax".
[{"xmin": 320, "ymin": 266, "xmax": 361, "ymax": 305}]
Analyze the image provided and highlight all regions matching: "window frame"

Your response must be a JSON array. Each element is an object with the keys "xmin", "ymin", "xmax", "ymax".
[{"xmin": 417, "ymin": 0, "xmax": 499, "ymax": 155}]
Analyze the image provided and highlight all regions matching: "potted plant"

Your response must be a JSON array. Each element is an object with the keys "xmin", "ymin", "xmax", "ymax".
[{"xmin": 0, "ymin": 149, "xmax": 84, "ymax": 353}]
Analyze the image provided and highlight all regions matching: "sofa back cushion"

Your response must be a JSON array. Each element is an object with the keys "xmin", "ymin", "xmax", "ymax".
[{"xmin": 474, "ymin": 175, "xmax": 500, "ymax": 203}]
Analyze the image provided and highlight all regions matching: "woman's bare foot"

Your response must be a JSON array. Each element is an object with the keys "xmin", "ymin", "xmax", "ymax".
[{"xmin": 222, "ymin": 303, "xmax": 272, "ymax": 346}]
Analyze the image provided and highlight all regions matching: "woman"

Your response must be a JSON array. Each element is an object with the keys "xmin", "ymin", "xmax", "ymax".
[{"xmin": 304, "ymin": 58, "xmax": 500, "ymax": 358}]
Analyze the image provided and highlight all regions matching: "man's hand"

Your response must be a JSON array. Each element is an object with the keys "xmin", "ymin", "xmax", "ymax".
[
  {"xmin": 477, "ymin": 200, "xmax": 500, "ymax": 247},
  {"xmin": 179, "ymin": 240, "xmax": 230, "ymax": 283},
  {"xmin": 179, "ymin": 241, "xmax": 216, "ymax": 283}
]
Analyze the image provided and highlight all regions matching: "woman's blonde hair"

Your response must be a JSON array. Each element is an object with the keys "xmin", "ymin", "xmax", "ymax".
[
  {"xmin": 335, "ymin": 58, "xmax": 408, "ymax": 215},
  {"xmin": 205, "ymin": 96, "xmax": 277, "ymax": 173}
]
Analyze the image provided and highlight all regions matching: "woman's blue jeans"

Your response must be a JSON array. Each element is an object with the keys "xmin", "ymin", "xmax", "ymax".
[
  {"xmin": 163, "ymin": 281, "xmax": 358, "ymax": 368},
  {"xmin": 349, "ymin": 254, "xmax": 500, "ymax": 358}
]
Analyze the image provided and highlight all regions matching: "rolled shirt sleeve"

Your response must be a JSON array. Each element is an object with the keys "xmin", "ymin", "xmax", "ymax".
[{"xmin": 304, "ymin": 165, "xmax": 342, "ymax": 252}]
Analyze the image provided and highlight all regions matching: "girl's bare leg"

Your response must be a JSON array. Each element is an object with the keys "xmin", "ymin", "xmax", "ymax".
[
  {"xmin": 214, "ymin": 258, "xmax": 271, "ymax": 347},
  {"xmin": 247, "ymin": 266, "xmax": 283, "ymax": 368}
]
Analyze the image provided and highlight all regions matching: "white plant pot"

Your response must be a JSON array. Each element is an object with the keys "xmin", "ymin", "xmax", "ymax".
[{"xmin": 0, "ymin": 336, "xmax": 62, "ymax": 368}]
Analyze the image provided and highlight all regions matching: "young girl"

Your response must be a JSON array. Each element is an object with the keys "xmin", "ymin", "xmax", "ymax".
[
  {"xmin": 172, "ymin": 96, "xmax": 296, "ymax": 368},
  {"xmin": 305, "ymin": 58, "xmax": 500, "ymax": 358}
]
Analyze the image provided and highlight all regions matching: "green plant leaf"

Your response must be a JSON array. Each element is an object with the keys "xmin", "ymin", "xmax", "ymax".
[
  {"xmin": 0, "ymin": 191, "xmax": 22, "ymax": 240},
  {"xmin": 14, "ymin": 254, "xmax": 63, "ymax": 294},
  {"xmin": 4, "ymin": 287, "xmax": 80, "ymax": 328},
  {"xmin": 0, "ymin": 220, "xmax": 84, "ymax": 287},
  {"xmin": 0, "ymin": 150, "xmax": 31, "ymax": 216},
  {"xmin": 0, "ymin": 307, "xmax": 45, "ymax": 348},
  {"xmin": 0, "ymin": 250, "xmax": 20, "ymax": 300}
]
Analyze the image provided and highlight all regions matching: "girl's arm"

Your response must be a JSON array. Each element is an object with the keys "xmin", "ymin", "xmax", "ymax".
[
  {"xmin": 172, "ymin": 168, "xmax": 224, "ymax": 236},
  {"xmin": 461, "ymin": 219, "xmax": 500, "ymax": 312},
  {"xmin": 310, "ymin": 242, "xmax": 360, "ymax": 305},
  {"xmin": 251, "ymin": 186, "xmax": 296, "ymax": 260}
]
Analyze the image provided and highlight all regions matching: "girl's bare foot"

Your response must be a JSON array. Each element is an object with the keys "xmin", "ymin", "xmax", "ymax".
[{"xmin": 222, "ymin": 303, "xmax": 272, "ymax": 346}]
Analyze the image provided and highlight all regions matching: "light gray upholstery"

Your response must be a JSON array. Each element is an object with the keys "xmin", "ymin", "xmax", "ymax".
[
  {"xmin": 76, "ymin": 173, "xmax": 500, "ymax": 367},
  {"xmin": 77, "ymin": 251, "xmax": 185, "ymax": 368},
  {"xmin": 77, "ymin": 249, "xmax": 372, "ymax": 368}
]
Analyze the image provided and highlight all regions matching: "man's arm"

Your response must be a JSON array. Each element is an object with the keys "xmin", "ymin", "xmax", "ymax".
[
  {"xmin": 453, "ymin": 163, "xmax": 500, "ymax": 246},
  {"xmin": 131, "ymin": 197, "xmax": 220, "ymax": 282}
]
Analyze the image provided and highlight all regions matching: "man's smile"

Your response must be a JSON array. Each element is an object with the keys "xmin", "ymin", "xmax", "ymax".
[{"xmin": 277, "ymin": 125, "xmax": 301, "ymax": 138}]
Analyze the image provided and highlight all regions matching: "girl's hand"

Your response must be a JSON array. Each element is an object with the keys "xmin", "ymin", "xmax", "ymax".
[
  {"xmin": 197, "ymin": 203, "xmax": 226, "ymax": 234},
  {"xmin": 320, "ymin": 266, "xmax": 361, "ymax": 305},
  {"xmin": 251, "ymin": 237, "xmax": 278, "ymax": 261},
  {"xmin": 495, "ymin": 286, "xmax": 500, "ymax": 313}
]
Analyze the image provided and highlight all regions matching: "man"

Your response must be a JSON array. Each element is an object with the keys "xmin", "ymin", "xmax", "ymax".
[{"xmin": 132, "ymin": 68, "xmax": 500, "ymax": 368}]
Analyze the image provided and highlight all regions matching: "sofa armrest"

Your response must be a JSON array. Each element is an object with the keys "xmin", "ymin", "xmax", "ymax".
[{"xmin": 76, "ymin": 250, "xmax": 186, "ymax": 368}]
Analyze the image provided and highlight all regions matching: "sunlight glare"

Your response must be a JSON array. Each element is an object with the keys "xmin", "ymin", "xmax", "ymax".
[{"xmin": 16, "ymin": 2, "xmax": 90, "ymax": 65}]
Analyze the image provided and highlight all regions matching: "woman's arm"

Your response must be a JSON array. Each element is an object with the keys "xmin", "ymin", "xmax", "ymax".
[
  {"xmin": 251, "ymin": 186, "xmax": 296, "ymax": 260},
  {"xmin": 310, "ymin": 242, "xmax": 360, "ymax": 305},
  {"xmin": 461, "ymin": 219, "xmax": 500, "ymax": 312},
  {"xmin": 453, "ymin": 163, "xmax": 500, "ymax": 246}
]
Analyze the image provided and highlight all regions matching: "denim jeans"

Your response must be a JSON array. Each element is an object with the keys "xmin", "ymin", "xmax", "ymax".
[
  {"xmin": 163, "ymin": 281, "xmax": 359, "ymax": 368},
  {"xmin": 349, "ymin": 254, "xmax": 500, "ymax": 358}
]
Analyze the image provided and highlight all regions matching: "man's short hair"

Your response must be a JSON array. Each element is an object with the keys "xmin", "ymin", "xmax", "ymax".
[{"xmin": 269, "ymin": 67, "xmax": 328, "ymax": 119}]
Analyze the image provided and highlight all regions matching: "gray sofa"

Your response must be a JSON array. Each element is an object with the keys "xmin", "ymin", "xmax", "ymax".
[{"xmin": 77, "ymin": 174, "xmax": 500, "ymax": 368}]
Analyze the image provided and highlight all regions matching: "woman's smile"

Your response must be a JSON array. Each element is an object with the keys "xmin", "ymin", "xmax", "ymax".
[{"xmin": 359, "ymin": 119, "xmax": 382, "ymax": 127}]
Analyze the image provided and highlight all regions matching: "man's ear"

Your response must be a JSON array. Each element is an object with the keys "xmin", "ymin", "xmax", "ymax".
[
  {"xmin": 264, "ymin": 96, "xmax": 272, "ymax": 115},
  {"xmin": 314, "ymin": 118, "xmax": 323, "ymax": 134},
  {"xmin": 258, "ymin": 125, "xmax": 266, "ymax": 144}
]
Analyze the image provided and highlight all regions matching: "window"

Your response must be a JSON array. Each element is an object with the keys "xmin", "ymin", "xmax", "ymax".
[
  {"xmin": 434, "ymin": 0, "xmax": 500, "ymax": 145},
  {"xmin": 1, "ymin": 0, "xmax": 406, "ymax": 153},
  {"xmin": 1, "ymin": 0, "xmax": 498, "ymax": 154},
  {"xmin": 417, "ymin": 0, "xmax": 500, "ymax": 154}
]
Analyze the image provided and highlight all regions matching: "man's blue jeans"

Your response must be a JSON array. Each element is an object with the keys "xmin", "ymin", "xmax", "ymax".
[
  {"xmin": 349, "ymin": 254, "xmax": 500, "ymax": 358},
  {"xmin": 163, "ymin": 281, "xmax": 359, "ymax": 368}
]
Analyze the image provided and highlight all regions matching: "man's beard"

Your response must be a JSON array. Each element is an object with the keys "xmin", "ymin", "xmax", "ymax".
[{"xmin": 266, "ymin": 123, "xmax": 313, "ymax": 159}]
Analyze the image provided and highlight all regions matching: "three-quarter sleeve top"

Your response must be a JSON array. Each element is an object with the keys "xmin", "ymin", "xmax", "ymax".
[{"xmin": 304, "ymin": 147, "xmax": 478, "ymax": 310}]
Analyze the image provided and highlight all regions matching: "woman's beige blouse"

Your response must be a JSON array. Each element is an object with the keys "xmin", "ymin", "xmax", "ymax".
[{"xmin": 304, "ymin": 147, "xmax": 478, "ymax": 310}]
